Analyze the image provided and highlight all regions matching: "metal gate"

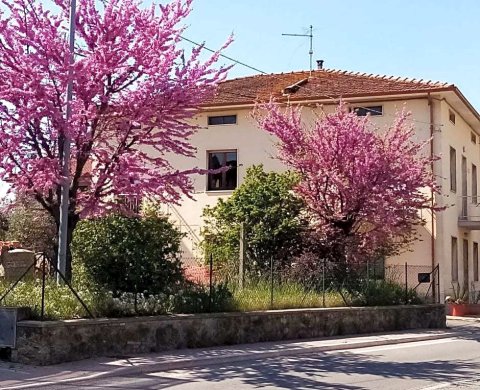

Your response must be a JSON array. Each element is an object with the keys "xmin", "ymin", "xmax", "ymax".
[{"xmin": 413, "ymin": 264, "xmax": 440, "ymax": 304}]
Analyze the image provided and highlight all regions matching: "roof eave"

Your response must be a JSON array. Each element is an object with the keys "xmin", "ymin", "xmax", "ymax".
[
  {"xmin": 200, "ymin": 87, "xmax": 456, "ymax": 110},
  {"xmin": 452, "ymin": 87, "xmax": 480, "ymax": 124}
]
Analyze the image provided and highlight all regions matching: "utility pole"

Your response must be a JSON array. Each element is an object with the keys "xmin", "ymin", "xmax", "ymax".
[
  {"xmin": 57, "ymin": 0, "xmax": 76, "ymax": 283},
  {"xmin": 282, "ymin": 25, "xmax": 314, "ymax": 75}
]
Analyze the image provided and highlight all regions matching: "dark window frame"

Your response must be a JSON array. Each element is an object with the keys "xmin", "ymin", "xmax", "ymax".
[
  {"xmin": 452, "ymin": 236, "xmax": 458, "ymax": 282},
  {"xmin": 472, "ymin": 132, "xmax": 477, "ymax": 145},
  {"xmin": 473, "ymin": 163, "xmax": 477, "ymax": 204},
  {"xmin": 207, "ymin": 150, "xmax": 238, "ymax": 191},
  {"xmin": 449, "ymin": 110, "xmax": 456, "ymax": 125},
  {"xmin": 450, "ymin": 146, "xmax": 457, "ymax": 192},
  {"xmin": 207, "ymin": 115, "xmax": 237, "ymax": 126},
  {"xmin": 353, "ymin": 105, "xmax": 383, "ymax": 117},
  {"xmin": 474, "ymin": 242, "xmax": 479, "ymax": 282},
  {"xmin": 117, "ymin": 194, "xmax": 142, "ymax": 215}
]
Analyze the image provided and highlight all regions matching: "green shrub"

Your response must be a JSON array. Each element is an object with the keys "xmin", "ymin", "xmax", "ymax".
[
  {"xmin": 0, "ymin": 279, "xmax": 110, "ymax": 320},
  {"xmin": 346, "ymin": 279, "xmax": 422, "ymax": 306},
  {"xmin": 202, "ymin": 165, "xmax": 306, "ymax": 279},
  {"xmin": 98, "ymin": 282, "xmax": 234, "ymax": 316},
  {"xmin": 72, "ymin": 213, "xmax": 184, "ymax": 296},
  {"xmin": 2, "ymin": 198, "xmax": 56, "ymax": 256},
  {"xmin": 172, "ymin": 282, "xmax": 234, "ymax": 313}
]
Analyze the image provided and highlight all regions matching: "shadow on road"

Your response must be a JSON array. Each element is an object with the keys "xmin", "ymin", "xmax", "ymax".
[
  {"xmin": 166, "ymin": 349, "xmax": 480, "ymax": 390},
  {"xmin": 447, "ymin": 320, "xmax": 480, "ymax": 344},
  {"xmin": 15, "ymin": 348, "xmax": 480, "ymax": 390}
]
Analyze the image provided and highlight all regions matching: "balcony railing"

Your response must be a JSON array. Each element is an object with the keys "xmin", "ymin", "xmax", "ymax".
[{"xmin": 458, "ymin": 195, "xmax": 480, "ymax": 229}]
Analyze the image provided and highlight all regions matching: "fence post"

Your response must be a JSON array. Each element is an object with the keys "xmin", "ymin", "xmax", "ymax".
[
  {"xmin": 437, "ymin": 265, "xmax": 441, "ymax": 304},
  {"xmin": 431, "ymin": 264, "xmax": 436, "ymax": 304},
  {"xmin": 41, "ymin": 255, "xmax": 46, "ymax": 321},
  {"xmin": 405, "ymin": 262, "xmax": 408, "ymax": 304},
  {"xmin": 239, "ymin": 223, "xmax": 245, "ymax": 289},
  {"xmin": 270, "ymin": 256, "xmax": 274, "ymax": 310},
  {"xmin": 209, "ymin": 253, "xmax": 213, "ymax": 312}
]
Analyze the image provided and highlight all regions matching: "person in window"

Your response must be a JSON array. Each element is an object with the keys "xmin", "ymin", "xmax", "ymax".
[
  {"xmin": 210, "ymin": 154, "xmax": 222, "ymax": 189},
  {"xmin": 225, "ymin": 158, "xmax": 237, "ymax": 189}
]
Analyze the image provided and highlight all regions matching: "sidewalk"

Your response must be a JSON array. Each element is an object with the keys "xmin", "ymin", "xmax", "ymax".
[
  {"xmin": 0, "ymin": 328, "xmax": 453, "ymax": 389},
  {"xmin": 447, "ymin": 315, "xmax": 480, "ymax": 323}
]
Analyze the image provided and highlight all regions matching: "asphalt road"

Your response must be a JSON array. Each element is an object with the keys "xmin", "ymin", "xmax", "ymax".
[{"xmin": 3, "ymin": 320, "xmax": 480, "ymax": 390}]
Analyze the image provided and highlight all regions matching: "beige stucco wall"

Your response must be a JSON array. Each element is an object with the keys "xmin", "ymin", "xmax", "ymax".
[
  {"xmin": 165, "ymin": 99, "xmax": 432, "ymax": 261},
  {"xmin": 437, "ymin": 99, "xmax": 480, "ymax": 296},
  {"xmin": 158, "ymin": 95, "xmax": 480, "ymax": 298}
]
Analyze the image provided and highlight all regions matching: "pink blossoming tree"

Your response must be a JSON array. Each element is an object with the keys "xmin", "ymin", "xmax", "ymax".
[
  {"xmin": 0, "ymin": 0, "xmax": 229, "ymax": 277},
  {"xmin": 256, "ymin": 102, "xmax": 439, "ymax": 263}
]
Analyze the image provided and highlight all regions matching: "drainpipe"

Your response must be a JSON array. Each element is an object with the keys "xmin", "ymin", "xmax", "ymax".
[{"xmin": 428, "ymin": 93, "xmax": 436, "ymax": 273}]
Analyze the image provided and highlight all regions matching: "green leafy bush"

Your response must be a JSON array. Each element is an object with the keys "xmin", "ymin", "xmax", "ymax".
[
  {"xmin": 2, "ymin": 198, "xmax": 57, "ymax": 256},
  {"xmin": 202, "ymin": 165, "xmax": 306, "ymax": 279},
  {"xmin": 72, "ymin": 213, "xmax": 184, "ymax": 296},
  {"xmin": 172, "ymin": 282, "xmax": 234, "ymax": 313},
  {"xmin": 346, "ymin": 279, "xmax": 422, "ymax": 306}
]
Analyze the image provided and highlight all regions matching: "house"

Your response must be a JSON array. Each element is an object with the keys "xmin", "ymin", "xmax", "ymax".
[{"xmin": 164, "ymin": 67, "xmax": 480, "ymax": 299}]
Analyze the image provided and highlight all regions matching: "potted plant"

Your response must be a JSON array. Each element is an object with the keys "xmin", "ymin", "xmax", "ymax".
[
  {"xmin": 445, "ymin": 282, "xmax": 469, "ymax": 316},
  {"xmin": 466, "ymin": 283, "xmax": 480, "ymax": 315}
]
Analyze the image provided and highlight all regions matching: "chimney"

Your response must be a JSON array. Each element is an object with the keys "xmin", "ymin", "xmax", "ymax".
[{"xmin": 316, "ymin": 60, "xmax": 324, "ymax": 70}]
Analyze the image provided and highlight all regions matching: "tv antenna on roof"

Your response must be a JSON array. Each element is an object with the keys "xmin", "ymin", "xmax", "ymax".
[{"xmin": 282, "ymin": 25, "xmax": 314, "ymax": 75}]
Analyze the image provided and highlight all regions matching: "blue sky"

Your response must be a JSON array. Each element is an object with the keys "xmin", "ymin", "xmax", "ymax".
[
  {"xmin": 3, "ymin": 0, "xmax": 478, "ymax": 107},
  {"xmin": 182, "ymin": 0, "xmax": 480, "ymax": 108}
]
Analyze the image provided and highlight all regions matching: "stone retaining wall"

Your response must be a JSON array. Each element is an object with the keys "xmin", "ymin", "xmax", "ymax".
[{"xmin": 10, "ymin": 305, "xmax": 446, "ymax": 365}]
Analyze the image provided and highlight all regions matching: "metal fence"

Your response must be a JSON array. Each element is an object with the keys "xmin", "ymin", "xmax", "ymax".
[
  {"xmin": 0, "ymin": 253, "xmax": 93, "ymax": 321},
  {"xmin": 386, "ymin": 263, "xmax": 440, "ymax": 304},
  {"xmin": 0, "ymin": 250, "xmax": 440, "ymax": 320},
  {"xmin": 182, "ymin": 254, "xmax": 441, "ymax": 309}
]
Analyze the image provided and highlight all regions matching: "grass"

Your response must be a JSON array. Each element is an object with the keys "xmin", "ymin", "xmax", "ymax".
[
  {"xmin": 0, "ymin": 278, "xmax": 345, "ymax": 319},
  {"xmin": 0, "ymin": 278, "xmax": 109, "ymax": 320},
  {"xmin": 0, "ymin": 276, "xmax": 414, "ymax": 319},
  {"xmin": 232, "ymin": 281, "xmax": 344, "ymax": 311}
]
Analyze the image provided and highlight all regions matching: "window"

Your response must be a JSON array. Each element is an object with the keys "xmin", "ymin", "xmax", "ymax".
[
  {"xmin": 207, "ymin": 150, "xmax": 237, "ymax": 191},
  {"xmin": 449, "ymin": 110, "xmax": 456, "ymax": 125},
  {"xmin": 117, "ymin": 194, "xmax": 141, "ymax": 214},
  {"xmin": 452, "ymin": 237, "xmax": 458, "ymax": 282},
  {"xmin": 208, "ymin": 115, "xmax": 237, "ymax": 126},
  {"xmin": 472, "ymin": 132, "xmax": 477, "ymax": 144},
  {"xmin": 473, "ymin": 164, "xmax": 478, "ymax": 204},
  {"xmin": 450, "ymin": 146, "xmax": 457, "ymax": 192},
  {"xmin": 474, "ymin": 242, "xmax": 479, "ymax": 282},
  {"xmin": 353, "ymin": 105, "xmax": 383, "ymax": 116}
]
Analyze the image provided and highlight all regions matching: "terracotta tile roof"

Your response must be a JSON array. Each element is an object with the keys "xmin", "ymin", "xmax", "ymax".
[{"xmin": 204, "ymin": 69, "xmax": 455, "ymax": 107}]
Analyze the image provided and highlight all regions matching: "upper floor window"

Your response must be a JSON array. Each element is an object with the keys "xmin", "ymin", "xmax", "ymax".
[
  {"xmin": 473, "ymin": 164, "xmax": 478, "ymax": 204},
  {"xmin": 353, "ymin": 105, "xmax": 383, "ymax": 116},
  {"xmin": 207, "ymin": 150, "xmax": 237, "ymax": 191},
  {"xmin": 449, "ymin": 110, "xmax": 456, "ymax": 125},
  {"xmin": 208, "ymin": 115, "xmax": 237, "ymax": 126},
  {"xmin": 472, "ymin": 132, "xmax": 477, "ymax": 144},
  {"xmin": 117, "ymin": 194, "xmax": 142, "ymax": 215},
  {"xmin": 450, "ymin": 146, "xmax": 457, "ymax": 192}
]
